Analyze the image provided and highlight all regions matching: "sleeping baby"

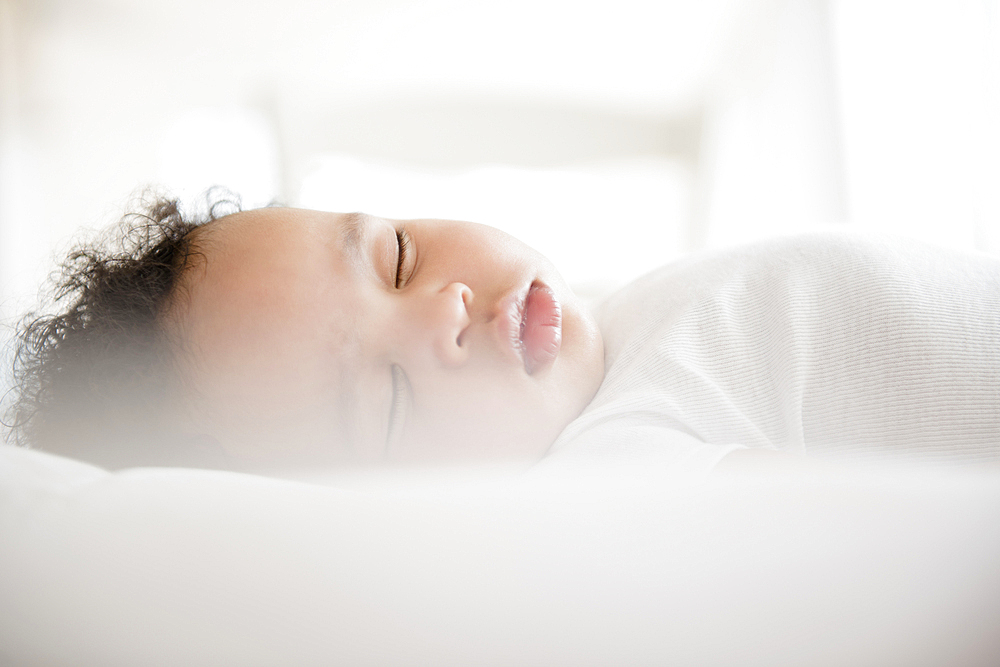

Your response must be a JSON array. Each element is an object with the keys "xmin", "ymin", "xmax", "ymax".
[{"xmin": 6, "ymin": 198, "xmax": 1000, "ymax": 472}]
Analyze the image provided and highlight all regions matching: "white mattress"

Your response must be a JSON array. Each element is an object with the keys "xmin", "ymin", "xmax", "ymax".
[{"xmin": 2, "ymin": 443, "xmax": 999, "ymax": 667}]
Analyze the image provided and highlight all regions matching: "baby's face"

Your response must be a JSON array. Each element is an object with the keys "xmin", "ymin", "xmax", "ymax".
[{"xmin": 169, "ymin": 208, "xmax": 604, "ymax": 468}]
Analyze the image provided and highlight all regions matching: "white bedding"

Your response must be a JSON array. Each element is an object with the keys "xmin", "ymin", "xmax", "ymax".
[{"xmin": 2, "ymin": 442, "xmax": 1000, "ymax": 667}]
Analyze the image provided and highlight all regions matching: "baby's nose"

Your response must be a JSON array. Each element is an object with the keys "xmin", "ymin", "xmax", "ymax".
[{"xmin": 428, "ymin": 282, "xmax": 472, "ymax": 367}]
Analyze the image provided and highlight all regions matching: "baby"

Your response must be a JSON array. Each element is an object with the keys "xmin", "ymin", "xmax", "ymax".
[
  {"xmin": 6, "ymin": 199, "xmax": 603, "ymax": 470},
  {"xmin": 7, "ymin": 197, "xmax": 1000, "ymax": 472}
]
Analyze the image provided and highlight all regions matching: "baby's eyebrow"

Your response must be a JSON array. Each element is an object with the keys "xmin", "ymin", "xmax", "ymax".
[{"xmin": 338, "ymin": 212, "xmax": 372, "ymax": 265}]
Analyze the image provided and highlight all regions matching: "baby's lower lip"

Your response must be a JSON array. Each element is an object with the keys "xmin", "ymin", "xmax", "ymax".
[{"xmin": 521, "ymin": 283, "xmax": 562, "ymax": 374}]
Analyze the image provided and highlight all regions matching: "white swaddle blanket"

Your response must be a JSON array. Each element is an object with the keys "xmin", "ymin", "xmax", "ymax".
[{"xmin": 548, "ymin": 234, "xmax": 1000, "ymax": 473}]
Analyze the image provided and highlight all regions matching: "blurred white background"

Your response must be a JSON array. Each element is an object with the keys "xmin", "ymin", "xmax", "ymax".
[{"xmin": 0, "ymin": 0, "xmax": 997, "ymax": 326}]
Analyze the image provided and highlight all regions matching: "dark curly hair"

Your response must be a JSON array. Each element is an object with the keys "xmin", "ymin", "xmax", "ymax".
[{"xmin": 3, "ymin": 193, "xmax": 240, "ymax": 469}]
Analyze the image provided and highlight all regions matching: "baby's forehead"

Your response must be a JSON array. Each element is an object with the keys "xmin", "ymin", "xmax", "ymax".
[
  {"xmin": 169, "ymin": 208, "xmax": 363, "ymax": 408},
  {"xmin": 197, "ymin": 208, "xmax": 333, "ymax": 264}
]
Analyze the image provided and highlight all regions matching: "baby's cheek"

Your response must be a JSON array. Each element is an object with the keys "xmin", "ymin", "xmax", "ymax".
[
  {"xmin": 399, "ymin": 408, "xmax": 497, "ymax": 462},
  {"xmin": 397, "ymin": 392, "xmax": 556, "ymax": 463}
]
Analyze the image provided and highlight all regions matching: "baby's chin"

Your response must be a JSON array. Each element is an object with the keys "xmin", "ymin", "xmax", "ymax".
[{"xmin": 559, "ymin": 287, "xmax": 606, "ymax": 392}]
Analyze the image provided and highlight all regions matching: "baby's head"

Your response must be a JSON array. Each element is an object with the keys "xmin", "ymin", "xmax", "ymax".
[{"xmin": 8, "ymin": 199, "xmax": 605, "ymax": 470}]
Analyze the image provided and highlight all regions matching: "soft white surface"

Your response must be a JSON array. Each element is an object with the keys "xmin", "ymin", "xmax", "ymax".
[
  {"xmin": 2, "ymin": 443, "xmax": 1000, "ymax": 667},
  {"xmin": 550, "ymin": 234, "xmax": 1000, "ymax": 473}
]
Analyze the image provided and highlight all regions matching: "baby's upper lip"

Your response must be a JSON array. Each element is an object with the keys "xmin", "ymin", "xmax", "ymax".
[
  {"xmin": 494, "ymin": 280, "xmax": 562, "ymax": 374},
  {"xmin": 521, "ymin": 283, "xmax": 561, "ymax": 374}
]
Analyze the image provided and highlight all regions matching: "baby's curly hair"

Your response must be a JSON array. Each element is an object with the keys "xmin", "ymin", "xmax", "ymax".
[{"xmin": 3, "ymin": 193, "xmax": 238, "ymax": 468}]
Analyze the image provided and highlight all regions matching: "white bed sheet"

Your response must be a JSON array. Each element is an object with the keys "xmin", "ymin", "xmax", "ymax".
[{"xmin": 2, "ymin": 443, "xmax": 999, "ymax": 667}]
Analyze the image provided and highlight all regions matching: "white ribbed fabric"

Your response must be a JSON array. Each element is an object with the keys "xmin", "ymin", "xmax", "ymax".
[{"xmin": 548, "ymin": 234, "xmax": 1000, "ymax": 473}]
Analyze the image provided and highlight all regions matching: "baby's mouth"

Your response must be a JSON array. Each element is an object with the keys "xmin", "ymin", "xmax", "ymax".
[{"xmin": 519, "ymin": 283, "xmax": 562, "ymax": 375}]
